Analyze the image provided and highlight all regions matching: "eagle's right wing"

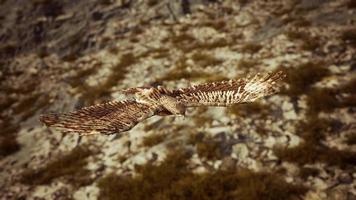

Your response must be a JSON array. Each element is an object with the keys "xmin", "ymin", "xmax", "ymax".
[
  {"xmin": 40, "ymin": 100, "xmax": 157, "ymax": 135},
  {"xmin": 169, "ymin": 71, "xmax": 286, "ymax": 107}
]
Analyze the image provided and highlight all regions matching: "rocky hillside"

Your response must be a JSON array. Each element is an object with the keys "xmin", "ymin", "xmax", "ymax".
[{"xmin": 1, "ymin": 0, "xmax": 356, "ymax": 199}]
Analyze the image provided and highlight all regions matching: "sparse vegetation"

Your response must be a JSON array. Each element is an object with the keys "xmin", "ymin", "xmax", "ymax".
[
  {"xmin": 306, "ymin": 88, "xmax": 338, "ymax": 116},
  {"xmin": 345, "ymin": 132, "xmax": 356, "ymax": 145},
  {"xmin": 142, "ymin": 133, "xmax": 167, "ymax": 147},
  {"xmin": 170, "ymin": 33, "xmax": 229, "ymax": 53},
  {"xmin": 188, "ymin": 132, "xmax": 226, "ymax": 160},
  {"xmin": 0, "ymin": 135, "xmax": 20, "ymax": 157},
  {"xmin": 299, "ymin": 167, "xmax": 320, "ymax": 180},
  {"xmin": 240, "ymin": 43, "xmax": 262, "ymax": 54},
  {"xmin": 157, "ymin": 69, "xmax": 227, "ymax": 82},
  {"xmin": 341, "ymin": 28, "xmax": 356, "ymax": 47},
  {"xmin": 118, "ymin": 154, "xmax": 130, "ymax": 163},
  {"xmin": 147, "ymin": 0, "xmax": 158, "ymax": 6},
  {"xmin": 285, "ymin": 31, "xmax": 320, "ymax": 51},
  {"xmin": 285, "ymin": 30, "xmax": 307, "ymax": 41},
  {"xmin": 347, "ymin": 0, "xmax": 356, "ymax": 8},
  {"xmin": 196, "ymin": 137, "xmax": 225, "ymax": 160},
  {"xmin": 301, "ymin": 38, "xmax": 320, "ymax": 51},
  {"xmin": 228, "ymin": 102, "xmax": 270, "ymax": 118},
  {"xmin": 170, "ymin": 33, "xmax": 196, "ymax": 52},
  {"xmin": 275, "ymin": 75, "xmax": 356, "ymax": 168},
  {"xmin": 200, "ymin": 19, "xmax": 227, "ymax": 30},
  {"xmin": 194, "ymin": 38, "xmax": 229, "ymax": 50},
  {"xmin": 0, "ymin": 118, "xmax": 20, "ymax": 157},
  {"xmin": 98, "ymin": 149, "xmax": 308, "ymax": 200},
  {"xmin": 187, "ymin": 132, "xmax": 205, "ymax": 145},
  {"xmin": 237, "ymin": 59, "xmax": 260, "ymax": 71},
  {"xmin": 274, "ymin": 142, "xmax": 356, "ymax": 168},
  {"xmin": 12, "ymin": 92, "xmax": 50, "ymax": 121},
  {"xmin": 67, "ymin": 65, "xmax": 99, "ymax": 89},
  {"xmin": 139, "ymin": 48, "xmax": 170, "ymax": 59},
  {"xmin": 0, "ymin": 42, "xmax": 17, "ymax": 58},
  {"xmin": 339, "ymin": 77, "xmax": 356, "ymax": 94},
  {"xmin": 293, "ymin": 17, "xmax": 311, "ymax": 27},
  {"xmin": 21, "ymin": 146, "xmax": 94, "ymax": 187},
  {"xmin": 79, "ymin": 53, "xmax": 136, "ymax": 105},
  {"xmin": 306, "ymin": 78, "xmax": 356, "ymax": 116},
  {"xmin": 281, "ymin": 61, "xmax": 329, "ymax": 96},
  {"xmin": 192, "ymin": 115, "xmax": 214, "ymax": 127},
  {"xmin": 191, "ymin": 52, "xmax": 223, "ymax": 68},
  {"xmin": 274, "ymin": 118, "xmax": 356, "ymax": 168},
  {"xmin": 156, "ymin": 56, "xmax": 227, "ymax": 82}
]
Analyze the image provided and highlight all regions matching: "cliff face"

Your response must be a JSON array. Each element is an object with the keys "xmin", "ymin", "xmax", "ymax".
[{"xmin": 1, "ymin": 0, "xmax": 355, "ymax": 199}]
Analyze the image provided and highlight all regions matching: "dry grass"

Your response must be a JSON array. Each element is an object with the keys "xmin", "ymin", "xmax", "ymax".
[
  {"xmin": 142, "ymin": 133, "xmax": 167, "ymax": 147},
  {"xmin": 281, "ymin": 61, "xmax": 329, "ymax": 96},
  {"xmin": 21, "ymin": 146, "xmax": 94, "ymax": 187},
  {"xmin": 274, "ymin": 118, "xmax": 356, "ymax": 169},
  {"xmin": 98, "ymin": 149, "xmax": 308, "ymax": 200},
  {"xmin": 79, "ymin": 53, "xmax": 136, "ymax": 105},
  {"xmin": 191, "ymin": 52, "xmax": 224, "ymax": 68}
]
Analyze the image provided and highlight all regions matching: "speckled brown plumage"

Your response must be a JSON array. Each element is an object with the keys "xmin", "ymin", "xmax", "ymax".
[
  {"xmin": 169, "ymin": 71, "xmax": 286, "ymax": 106},
  {"xmin": 40, "ymin": 100, "xmax": 155, "ymax": 135},
  {"xmin": 40, "ymin": 71, "xmax": 285, "ymax": 135}
]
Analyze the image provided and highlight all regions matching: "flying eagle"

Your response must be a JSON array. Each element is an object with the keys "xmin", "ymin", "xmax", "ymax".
[{"xmin": 40, "ymin": 71, "xmax": 286, "ymax": 135}]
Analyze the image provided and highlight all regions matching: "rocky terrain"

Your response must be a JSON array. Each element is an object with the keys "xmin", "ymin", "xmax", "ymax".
[{"xmin": 0, "ymin": 0, "xmax": 356, "ymax": 199}]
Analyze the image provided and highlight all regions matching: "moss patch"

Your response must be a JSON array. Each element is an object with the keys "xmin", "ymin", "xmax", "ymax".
[
  {"xmin": 98, "ymin": 149, "xmax": 308, "ymax": 200},
  {"xmin": 21, "ymin": 146, "xmax": 94, "ymax": 187}
]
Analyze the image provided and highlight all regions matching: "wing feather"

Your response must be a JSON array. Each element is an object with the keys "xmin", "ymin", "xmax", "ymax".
[
  {"xmin": 169, "ymin": 71, "xmax": 286, "ymax": 107},
  {"xmin": 39, "ymin": 100, "xmax": 156, "ymax": 135}
]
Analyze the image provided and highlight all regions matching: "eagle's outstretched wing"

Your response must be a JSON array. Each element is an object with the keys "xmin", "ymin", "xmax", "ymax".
[
  {"xmin": 40, "ymin": 100, "xmax": 157, "ymax": 135},
  {"xmin": 169, "ymin": 71, "xmax": 286, "ymax": 107}
]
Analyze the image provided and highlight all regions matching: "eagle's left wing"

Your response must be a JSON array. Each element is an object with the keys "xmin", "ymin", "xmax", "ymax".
[
  {"xmin": 40, "ymin": 100, "xmax": 157, "ymax": 135},
  {"xmin": 169, "ymin": 71, "xmax": 286, "ymax": 107}
]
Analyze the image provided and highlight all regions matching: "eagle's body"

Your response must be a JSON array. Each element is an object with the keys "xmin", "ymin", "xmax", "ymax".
[{"xmin": 40, "ymin": 71, "xmax": 286, "ymax": 135}]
